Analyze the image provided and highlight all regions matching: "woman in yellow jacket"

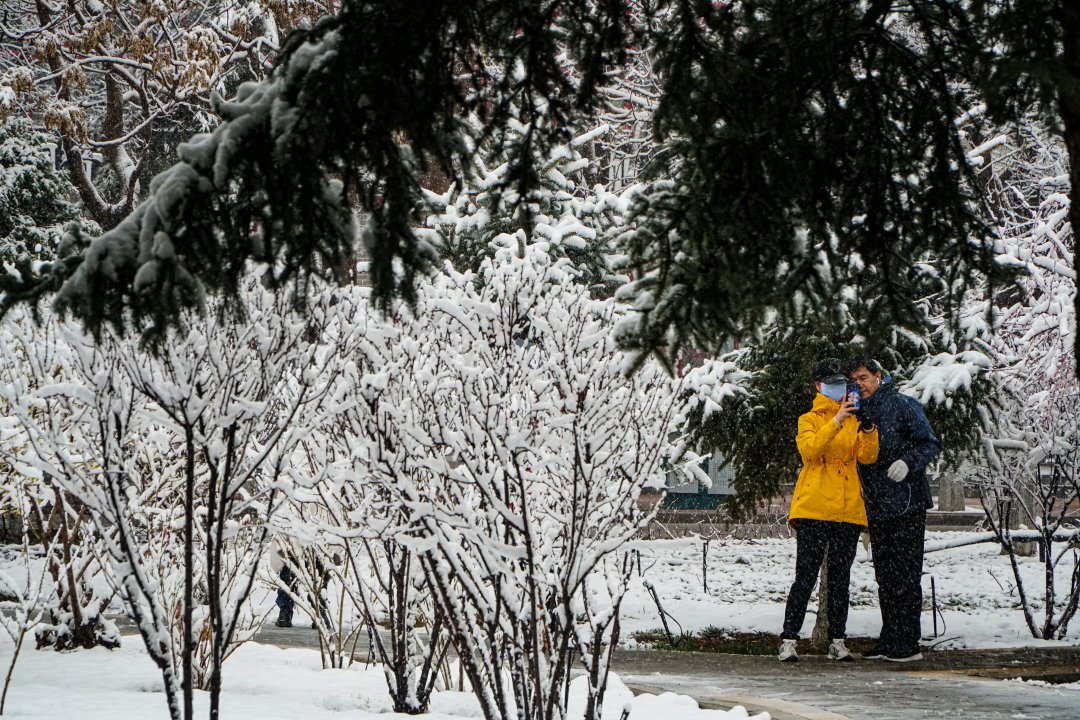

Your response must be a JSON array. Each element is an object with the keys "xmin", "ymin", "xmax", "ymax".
[{"xmin": 779, "ymin": 358, "xmax": 879, "ymax": 663}]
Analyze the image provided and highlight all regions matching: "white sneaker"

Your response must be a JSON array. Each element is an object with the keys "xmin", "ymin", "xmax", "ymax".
[
  {"xmin": 828, "ymin": 638, "xmax": 854, "ymax": 661},
  {"xmin": 778, "ymin": 638, "xmax": 798, "ymax": 662}
]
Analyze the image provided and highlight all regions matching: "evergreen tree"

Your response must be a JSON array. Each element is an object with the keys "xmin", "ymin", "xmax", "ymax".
[
  {"xmin": 0, "ymin": 0, "xmax": 633, "ymax": 344},
  {"xmin": 681, "ymin": 83, "xmax": 1071, "ymax": 518},
  {"xmin": 0, "ymin": 0, "xmax": 336, "ymax": 230},
  {"xmin": 423, "ymin": 122, "xmax": 625, "ymax": 296},
  {"xmin": 0, "ymin": 120, "xmax": 88, "ymax": 264}
]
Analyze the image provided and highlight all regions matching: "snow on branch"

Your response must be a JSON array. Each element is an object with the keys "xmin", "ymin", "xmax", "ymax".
[{"xmin": 901, "ymin": 351, "xmax": 993, "ymax": 408}]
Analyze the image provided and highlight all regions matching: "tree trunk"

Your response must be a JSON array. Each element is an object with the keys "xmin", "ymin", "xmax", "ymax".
[
  {"xmin": 1016, "ymin": 483, "xmax": 1037, "ymax": 558},
  {"xmin": 1, "ymin": 627, "xmax": 27, "ymax": 715},
  {"xmin": 0, "ymin": 509, "xmax": 21, "ymax": 544},
  {"xmin": 183, "ymin": 429, "xmax": 195, "ymax": 720},
  {"xmin": 1000, "ymin": 493, "xmax": 1036, "ymax": 557}
]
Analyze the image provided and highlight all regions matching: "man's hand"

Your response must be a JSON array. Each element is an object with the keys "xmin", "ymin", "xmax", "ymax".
[{"xmin": 887, "ymin": 459, "xmax": 909, "ymax": 482}]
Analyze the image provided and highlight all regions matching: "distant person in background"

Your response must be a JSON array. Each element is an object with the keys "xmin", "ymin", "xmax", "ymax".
[
  {"xmin": 271, "ymin": 544, "xmax": 335, "ymax": 629},
  {"xmin": 271, "ymin": 545, "xmax": 299, "ymax": 628},
  {"xmin": 779, "ymin": 358, "xmax": 879, "ymax": 662},
  {"xmin": 849, "ymin": 358, "xmax": 940, "ymax": 663}
]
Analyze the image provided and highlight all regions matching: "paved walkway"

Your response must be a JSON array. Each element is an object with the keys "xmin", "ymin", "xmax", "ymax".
[
  {"xmin": 251, "ymin": 624, "xmax": 1080, "ymax": 720},
  {"xmin": 612, "ymin": 647, "xmax": 1080, "ymax": 720}
]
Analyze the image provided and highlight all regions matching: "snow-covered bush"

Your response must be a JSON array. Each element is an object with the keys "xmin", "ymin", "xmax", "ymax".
[
  {"xmin": 0, "ymin": 316, "xmax": 119, "ymax": 654},
  {"xmin": 343, "ymin": 241, "xmax": 680, "ymax": 720},
  {"xmin": 268, "ymin": 500, "xmax": 371, "ymax": 671},
  {"xmin": 0, "ymin": 270, "xmax": 363, "ymax": 720},
  {"xmin": 0, "ymin": 481, "xmax": 63, "ymax": 714},
  {"xmin": 22, "ymin": 491, "xmax": 119, "ymax": 653},
  {"xmin": 301, "ymin": 465, "xmax": 451, "ymax": 709}
]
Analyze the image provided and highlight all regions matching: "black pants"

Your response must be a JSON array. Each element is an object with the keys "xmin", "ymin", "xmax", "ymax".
[
  {"xmin": 869, "ymin": 510, "xmax": 926, "ymax": 655},
  {"xmin": 781, "ymin": 519, "xmax": 862, "ymax": 640}
]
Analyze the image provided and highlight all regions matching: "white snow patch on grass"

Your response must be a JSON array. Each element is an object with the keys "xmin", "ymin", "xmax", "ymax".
[
  {"xmin": 618, "ymin": 532, "xmax": 1080, "ymax": 648},
  {"xmin": 0, "ymin": 633, "xmax": 764, "ymax": 719}
]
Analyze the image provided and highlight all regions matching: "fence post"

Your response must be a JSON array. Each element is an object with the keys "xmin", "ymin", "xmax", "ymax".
[
  {"xmin": 643, "ymin": 580, "xmax": 676, "ymax": 647},
  {"xmin": 702, "ymin": 539, "xmax": 709, "ymax": 594}
]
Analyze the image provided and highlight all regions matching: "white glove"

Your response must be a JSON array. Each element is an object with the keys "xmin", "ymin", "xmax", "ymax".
[{"xmin": 887, "ymin": 459, "xmax": 909, "ymax": 482}]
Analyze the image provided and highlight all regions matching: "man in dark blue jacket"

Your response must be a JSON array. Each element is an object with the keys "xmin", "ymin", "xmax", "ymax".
[{"xmin": 849, "ymin": 358, "xmax": 940, "ymax": 662}]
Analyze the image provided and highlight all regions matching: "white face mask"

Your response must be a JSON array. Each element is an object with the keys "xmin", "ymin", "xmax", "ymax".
[{"xmin": 820, "ymin": 382, "xmax": 846, "ymax": 402}]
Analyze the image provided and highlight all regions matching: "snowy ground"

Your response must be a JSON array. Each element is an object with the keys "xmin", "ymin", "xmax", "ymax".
[
  {"xmin": 2, "ymin": 531, "xmax": 1078, "ymax": 719},
  {"xmin": 0, "ymin": 636, "xmax": 765, "ymax": 720},
  {"xmin": 619, "ymin": 531, "xmax": 1080, "ymax": 648}
]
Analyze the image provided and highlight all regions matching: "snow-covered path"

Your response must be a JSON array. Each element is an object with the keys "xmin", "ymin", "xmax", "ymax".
[{"xmin": 615, "ymin": 647, "xmax": 1080, "ymax": 720}]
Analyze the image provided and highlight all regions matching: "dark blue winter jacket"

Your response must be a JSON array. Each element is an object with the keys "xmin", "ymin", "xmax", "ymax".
[{"xmin": 857, "ymin": 378, "xmax": 941, "ymax": 522}]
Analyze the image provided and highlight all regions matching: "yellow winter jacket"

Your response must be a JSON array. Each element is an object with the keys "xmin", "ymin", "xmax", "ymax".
[{"xmin": 788, "ymin": 393, "xmax": 879, "ymax": 527}]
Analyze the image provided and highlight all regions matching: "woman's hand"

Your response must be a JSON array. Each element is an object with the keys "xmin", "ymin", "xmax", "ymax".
[{"xmin": 834, "ymin": 396, "xmax": 857, "ymax": 426}]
